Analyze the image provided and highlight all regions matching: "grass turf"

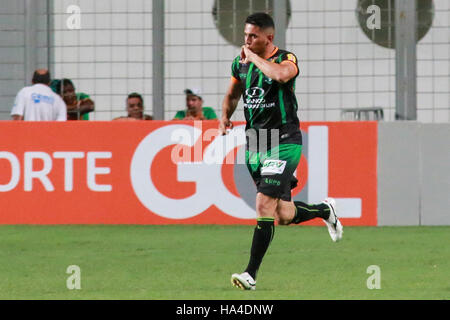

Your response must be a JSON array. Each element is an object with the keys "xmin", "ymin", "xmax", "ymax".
[{"xmin": 0, "ymin": 225, "xmax": 448, "ymax": 300}]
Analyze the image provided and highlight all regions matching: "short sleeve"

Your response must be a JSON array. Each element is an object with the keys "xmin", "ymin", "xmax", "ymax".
[
  {"xmin": 280, "ymin": 52, "xmax": 299, "ymax": 77},
  {"xmin": 231, "ymin": 56, "xmax": 241, "ymax": 82},
  {"xmin": 56, "ymin": 97, "xmax": 67, "ymax": 121},
  {"xmin": 11, "ymin": 88, "xmax": 26, "ymax": 116}
]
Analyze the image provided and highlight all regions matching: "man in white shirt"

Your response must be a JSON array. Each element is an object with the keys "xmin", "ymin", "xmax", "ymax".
[{"xmin": 11, "ymin": 69, "xmax": 67, "ymax": 121}]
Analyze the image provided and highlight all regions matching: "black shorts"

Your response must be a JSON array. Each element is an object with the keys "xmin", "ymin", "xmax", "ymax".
[{"xmin": 245, "ymin": 144, "xmax": 302, "ymax": 201}]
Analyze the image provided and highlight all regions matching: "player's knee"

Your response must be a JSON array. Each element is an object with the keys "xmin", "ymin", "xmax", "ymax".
[
  {"xmin": 275, "ymin": 202, "xmax": 294, "ymax": 226},
  {"xmin": 277, "ymin": 217, "xmax": 291, "ymax": 225},
  {"xmin": 256, "ymin": 193, "xmax": 277, "ymax": 216},
  {"xmin": 275, "ymin": 211, "xmax": 291, "ymax": 225},
  {"xmin": 256, "ymin": 201, "xmax": 271, "ymax": 215}
]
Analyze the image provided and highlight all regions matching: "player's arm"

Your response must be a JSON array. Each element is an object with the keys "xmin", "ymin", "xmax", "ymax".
[
  {"xmin": 219, "ymin": 77, "xmax": 243, "ymax": 135},
  {"xmin": 11, "ymin": 115, "xmax": 23, "ymax": 121},
  {"xmin": 242, "ymin": 46, "xmax": 297, "ymax": 84}
]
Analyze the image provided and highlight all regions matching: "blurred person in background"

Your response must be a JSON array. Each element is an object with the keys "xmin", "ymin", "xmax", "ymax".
[
  {"xmin": 50, "ymin": 78, "xmax": 95, "ymax": 120},
  {"xmin": 11, "ymin": 69, "xmax": 66, "ymax": 121},
  {"xmin": 173, "ymin": 88, "xmax": 217, "ymax": 120},
  {"xmin": 112, "ymin": 92, "xmax": 153, "ymax": 121}
]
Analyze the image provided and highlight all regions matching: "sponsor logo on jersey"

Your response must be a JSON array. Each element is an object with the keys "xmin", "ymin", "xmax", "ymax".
[
  {"xmin": 264, "ymin": 178, "xmax": 281, "ymax": 186},
  {"xmin": 244, "ymin": 87, "xmax": 275, "ymax": 109},
  {"xmin": 287, "ymin": 53, "xmax": 297, "ymax": 63},
  {"xmin": 244, "ymin": 102, "xmax": 276, "ymax": 109},
  {"xmin": 31, "ymin": 93, "xmax": 55, "ymax": 105},
  {"xmin": 245, "ymin": 87, "xmax": 265, "ymax": 98}
]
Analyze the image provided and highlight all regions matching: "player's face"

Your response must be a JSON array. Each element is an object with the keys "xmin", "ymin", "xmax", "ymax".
[
  {"xmin": 244, "ymin": 24, "xmax": 272, "ymax": 55},
  {"xmin": 127, "ymin": 97, "xmax": 143, "ymax": 119}
]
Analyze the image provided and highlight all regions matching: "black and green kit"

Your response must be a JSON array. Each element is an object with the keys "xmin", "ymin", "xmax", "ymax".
[
  {"xmin": 231, "ymin": 48, "xmax": 303, "ymax": 201},
  {"xmin": 231, "ymin": 48, "xmax": 302, "ymax": 145}
]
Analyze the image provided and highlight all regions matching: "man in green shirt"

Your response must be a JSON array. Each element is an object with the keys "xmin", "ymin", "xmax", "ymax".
[
  {"xmin": 50, "ymin": 79, "xmax": 94, "ymax": 120},
  {"xmin": 173, "ymin": 88, "xmax": 217, "ymax": 120}
]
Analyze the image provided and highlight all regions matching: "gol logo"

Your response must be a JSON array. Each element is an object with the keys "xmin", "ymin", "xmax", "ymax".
[
  {"xmin": 130, "ymin": 124, "xmax": 256, "ymax": 220},
  {"xmin": 130, "ymin": 125, "xmax": 362, "ymax": 220}
]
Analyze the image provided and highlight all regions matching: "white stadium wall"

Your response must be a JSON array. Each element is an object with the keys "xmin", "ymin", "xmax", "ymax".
[
  {"xmin": 45, "ymin": 0, "xmax": 449, "ymax": 122},
  {"xmin": 377, "ymin": 122, "xmax": 450, "ymax": 226},
  {"xmin": 0, "ymin": 0, "xmax": 448, "ymax": 122}
]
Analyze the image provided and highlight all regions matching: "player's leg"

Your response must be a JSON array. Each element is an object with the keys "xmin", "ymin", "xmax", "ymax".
[
  {"xmin": 232, "ymin": 196, "xmax": 278, "ymax": 290},
  {"xmin": 290, "ymin": 200, "xmax": 331, "ymax": 224},
  {"xmin": 276, "ymin": 199, "xmax": 331, "ymax": 225},
  {"xmin": 261, "ymin": 143, "xmax": 301, "ymax": 225},
  {"xmin": 232, "ymin": 151, "xmax": 278, "ymax": 290},
  {"xmin": 271, "ymin": 143, "xmax": 343, "ymax": 241},
  {"xmin": 243, "ymin": 192, "xmax": 277, "ymax": 277},
  {"xmin": 276, "ymin": 198, "xmax": 343, "ymax": 242},
  {"xmin": 236, "ymin": 144, "xmax": 299, "ymax": 283},
  {"xmin": 244, "ymin": 143, "xmax": 301, "ymax": 277},
  {"xmin": 274, "ymin": 196, "xmax": 343, "ymax": 242},
  {"xmin": 276, "ymin": 198, "xmax": 332, "ymax": 223},
  {"xmin": 275, "ymin": 199, "xmax": 295, "ymax": 225}
]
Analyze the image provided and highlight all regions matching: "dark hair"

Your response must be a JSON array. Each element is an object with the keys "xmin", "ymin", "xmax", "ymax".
[
  {"xmin": 127, "ymin": 92, "xmax": 144, "ymax": 105},
  {"xmin": 50, "ymin": 78, "xmax": 75, "ymax": 95},
  {"xmin": 32, "ymin": 70, "xmax": 51, "ymax": 85},
  {"xmin": 245, "ymin": 12, "xmax": 275, "ymax": 30}
]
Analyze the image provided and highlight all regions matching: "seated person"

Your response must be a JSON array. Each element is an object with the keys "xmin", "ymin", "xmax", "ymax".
[
  {"xmin": 50, "ymin": 79, "xmax": 94, "ymax": 120},
  {"xmin": 112, "ymin": 92, "xmax": 153, "ymax": 121},
  {"xmin": 173, "ymin": 88, "xmax": 217, "ymax": 120}
]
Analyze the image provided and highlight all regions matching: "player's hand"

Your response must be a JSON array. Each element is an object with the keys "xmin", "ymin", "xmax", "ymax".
[
  {"xmin": 241, "ymin": 45, "xmax": 255, "ymax": 63},
  {"xmin": 240, "ymin": 46, "xmax": 247, "ymax": 63},
  {"xmin": 218, "ymin": 117, "xmax": 233, "ymax": 135}
]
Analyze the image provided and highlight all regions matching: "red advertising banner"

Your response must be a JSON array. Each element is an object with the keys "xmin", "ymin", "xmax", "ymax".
[{"xmin": 0, "ymin": 121, "xmax": 377, "ymax": 225}]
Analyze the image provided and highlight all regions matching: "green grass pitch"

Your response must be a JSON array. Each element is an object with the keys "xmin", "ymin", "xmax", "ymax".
[{"xmin": 0, "ymin": 225, "xmax": 448, "ymax": 299}]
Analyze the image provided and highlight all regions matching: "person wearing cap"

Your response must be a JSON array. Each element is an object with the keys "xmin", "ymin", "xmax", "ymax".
[
  {"xmin": 11, "ymin": 69, "xmax": 67, "ymax": 121},
  {"xmin": 173, "ymin": 88, "xmax": 217, "ymax": 120}
]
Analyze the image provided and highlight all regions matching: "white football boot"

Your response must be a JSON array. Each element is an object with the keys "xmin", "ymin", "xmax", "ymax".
[
  {"xmin": 322, "ymin": 198, "xmax": 343, "ymax": 242},
  {"xmin": 231, "ymin": 272, "xmax": 256, "ymax": 291}
]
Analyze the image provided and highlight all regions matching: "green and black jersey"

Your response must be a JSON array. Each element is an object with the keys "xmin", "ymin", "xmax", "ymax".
[{"xmin": 231, "ymin": 47, "xmax": 302, "ymax": 147}]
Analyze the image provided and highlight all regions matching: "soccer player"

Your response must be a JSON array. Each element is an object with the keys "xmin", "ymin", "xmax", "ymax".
[{"xmin": 218, "ymin": 13, "xmax": 343, "ymax": 291}]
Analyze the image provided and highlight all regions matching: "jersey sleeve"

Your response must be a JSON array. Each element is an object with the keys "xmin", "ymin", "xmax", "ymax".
[
  {"xmin": 280, "ymin": 52, "xmax": 299, "ymax": 78},
  {"xmin": 231, "ymin": 56, "xmax": 241, "ymax": 82},
  {"xmin": 11, "ymin": 88, "xmax": 26, "ymax": 116}
]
